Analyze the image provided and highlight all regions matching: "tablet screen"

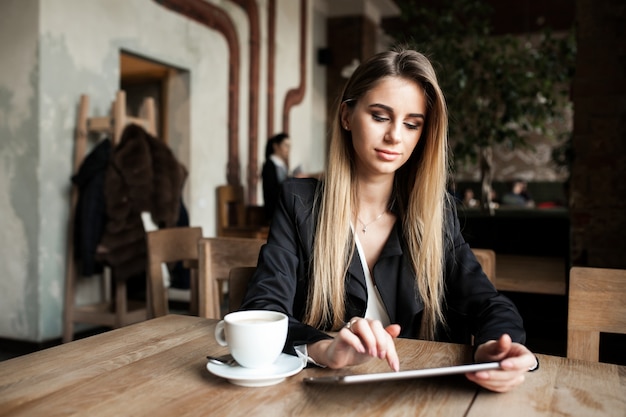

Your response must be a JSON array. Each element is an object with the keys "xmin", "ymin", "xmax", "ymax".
[{"xmin": 303, "ymin": 362, "xmax": 501, "ymax": 385}]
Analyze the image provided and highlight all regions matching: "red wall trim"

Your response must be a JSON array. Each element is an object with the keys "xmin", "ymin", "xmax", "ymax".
[
  {"xmin": 282, "ymin": 0, "xmax": 308, "ymax": 134},
  {"xmin": 153, "ymin": 0, "xmax": 241, "ymax": 185},
  {"xmin": 267, "ymin": 0, "xmax": 276, "ymax": 139},
  {"xmin": 232, "ymin": 0, "xmax": 261, "ymax": 204}
]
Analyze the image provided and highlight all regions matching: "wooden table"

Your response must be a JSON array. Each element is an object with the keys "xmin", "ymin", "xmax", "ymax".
[
  {"xmin": 1, "ymin": 315, "xmax": 624, "ymax": 416},
  {"xmin": 496, "ymin": 254, "xmax": 567, "ymax": 295}
]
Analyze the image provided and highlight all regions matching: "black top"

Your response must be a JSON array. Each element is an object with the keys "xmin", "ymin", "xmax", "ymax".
[
  {"xmin": 242, "ymin": 178, "xmax": 525, "ymax": 353},
  {"xmin": 261, "ymin": 158, "xmax": 281, "ymax": 222}
]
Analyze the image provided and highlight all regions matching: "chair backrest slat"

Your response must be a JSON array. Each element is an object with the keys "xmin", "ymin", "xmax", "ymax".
[
  {"xmin": 146, "ymin": 227, "xmax": 203, "ymax": 318},
  {"xmin": 198, "ymin": 237, "xmax": 265, "ymax": 318},
  {"xmin": 228, "ymin": 266, "xmax": 257, "ymax": 313},
  {"xmin": 567, "ymin": 266, "xmax": 626, "ymax": 362}
]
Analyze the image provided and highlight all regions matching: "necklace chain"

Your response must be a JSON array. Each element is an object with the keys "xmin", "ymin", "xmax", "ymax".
[{"xmin": 357, "ymin": 210, "xmax": 387, "ymax": 234}]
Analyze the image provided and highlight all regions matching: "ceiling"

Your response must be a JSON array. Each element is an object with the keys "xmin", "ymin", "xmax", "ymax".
[{"xmin": 120, "ymin": 53, "xmax": 172, "ymax": 82}]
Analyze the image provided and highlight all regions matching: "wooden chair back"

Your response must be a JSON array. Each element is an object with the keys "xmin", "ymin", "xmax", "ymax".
[
  {"xmin": 227, "ymin": 266, "xmax": 257, "ymax": 313},
  {"xmin": 146, "ymin": 226, "xmax": 203, "ymax": 318},
  {"xmin": 567, "ymin": 266, "xmax": 626, "ymax": 362},
  {"xmin": 198, "ymin": 237, "xmax": 265, "ymax": 318},
  {"xmin": 471, "ymin": 248, "xmax": 496, "ymax": 284},
  {"xmin": 216, "ymin": 184, "xmax": 246, "ymax": 237},
  {"xmin": 216, "ymin": 185, "xmax": 269, "ymax": 239}
]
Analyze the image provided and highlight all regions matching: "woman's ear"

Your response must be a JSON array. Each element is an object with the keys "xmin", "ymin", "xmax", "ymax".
[{"xmin": 340, "ymin": 102, "xmax": 351, "ymax": 131}]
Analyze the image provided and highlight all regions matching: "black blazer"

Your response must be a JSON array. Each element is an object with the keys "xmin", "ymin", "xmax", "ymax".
[
  {"xmin": 242, "ymin": 178, "xmax": 526, "ymax": 353},
  {"xmin": 261, "ymin": 159, "xmax": 281, "ymax": 222}
]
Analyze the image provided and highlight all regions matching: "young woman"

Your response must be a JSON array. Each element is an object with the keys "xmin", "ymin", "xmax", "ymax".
[{"xmin": 242, "ymin": 49, "xmax": 537, "ymax": 393}]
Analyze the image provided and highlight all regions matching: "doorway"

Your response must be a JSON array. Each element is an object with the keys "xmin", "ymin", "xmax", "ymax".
[{"xmin": 120, "ymin": 51, "xmax": 189, "ymax": 146}]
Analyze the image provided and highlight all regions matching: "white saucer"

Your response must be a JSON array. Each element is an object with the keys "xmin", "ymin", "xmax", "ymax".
[{"xmin": 206, "ymin": 353, "xmax": 304, "ymax": 387}]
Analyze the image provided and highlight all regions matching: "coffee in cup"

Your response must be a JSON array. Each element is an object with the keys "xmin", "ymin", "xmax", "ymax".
[{"xmin": 214, "ymin": 310, "xmax": 288, "ymax": 368}]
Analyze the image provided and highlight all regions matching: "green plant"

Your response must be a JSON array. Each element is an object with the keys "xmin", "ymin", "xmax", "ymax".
[{"xmin": 388, "ymin": 0, "xmax": 576, "ymax": 211}]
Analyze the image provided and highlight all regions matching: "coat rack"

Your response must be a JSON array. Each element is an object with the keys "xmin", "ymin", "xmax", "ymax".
[{"xmin": 63, "ymin": 90, "xmax": 156, "ymax": 343}]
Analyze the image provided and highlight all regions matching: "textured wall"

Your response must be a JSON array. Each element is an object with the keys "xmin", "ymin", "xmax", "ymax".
[
  {"xmin": 453, "ymin": 132, "xmax": 571, "ymax": 183},
  {"xmin": 0, "ymin": 0, "xmax": 228, "ymax": 341},
  {"xmin": 0, "ymin": 0, "xmax": 40, "ymax": 340},
  {"xmin": 0, "ymin": 0, "xmax": 321, "ymax": 342}
]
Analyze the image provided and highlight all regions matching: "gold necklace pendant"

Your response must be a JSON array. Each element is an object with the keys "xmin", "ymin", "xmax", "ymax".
[{"xmin": 357, "ymin": 210, "xmax": 386, "ymax": 234}]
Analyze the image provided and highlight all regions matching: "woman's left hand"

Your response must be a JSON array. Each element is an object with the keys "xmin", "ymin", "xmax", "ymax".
[{"xmin": 466, "ymin": 334, "xmax": 537, "ymax": 393}]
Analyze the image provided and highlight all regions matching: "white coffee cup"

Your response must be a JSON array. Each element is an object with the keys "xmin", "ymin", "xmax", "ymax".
[{"xmin": 214, "ymin": 310, "xmax": 288, "ymax": 369}]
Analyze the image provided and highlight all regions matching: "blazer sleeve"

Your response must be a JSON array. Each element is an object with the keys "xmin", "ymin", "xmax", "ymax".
[
  {"xmin": 441, "ymin": 202, "xmax": 526, "ymax": 346},
  {"xmin": 241, "ymin": 178, "xmax": 332, "ymax": 354}
]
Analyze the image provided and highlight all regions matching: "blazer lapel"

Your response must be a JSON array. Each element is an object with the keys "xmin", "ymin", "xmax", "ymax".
[
  {"xmin": 372, "ymin": 223, "xmax": 404, "ymax": 323},
  {"xmin": 345, "ymin": 222, "xmax": 406, "ymax": 323},
  {"xmin": 346, "ymin": 241, "xmax": 367, "ymax": 317}
]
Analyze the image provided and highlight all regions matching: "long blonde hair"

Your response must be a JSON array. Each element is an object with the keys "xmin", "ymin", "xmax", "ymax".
[{"xmin": 304, "ymin": 49, "xmax": 450, "ymax": 340}]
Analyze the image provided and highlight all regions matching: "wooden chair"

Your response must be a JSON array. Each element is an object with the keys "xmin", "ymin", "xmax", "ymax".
[
  {"xmin": 227, "ymin": 266, "xmax": 257, "ymax": 313},
  {"xmin": 198, "ymin": 237, "xmax": 265, "ymax": 318},
  {"xmin": 567, "ymin": 266, "xmax": 626, "ymax": 362},
  {"xmin": 216, "ymin": 184, "xmax": 246, "ymax": 237},
  {"xmin": 472, "ymin": 248, "xmax": 496, "ymax": 284},
  {"xmin": 216, "ymin": 184, "xmax": 269, "ymax": 239},
  {"xmin": 146, "ymin": 226, "xmax": 203, "ymax": 318}
]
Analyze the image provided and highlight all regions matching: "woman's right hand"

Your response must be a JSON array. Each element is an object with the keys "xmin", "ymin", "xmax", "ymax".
[{"xmin": 307, "ymin": 318, "xmax": 401, "ymax": 371}]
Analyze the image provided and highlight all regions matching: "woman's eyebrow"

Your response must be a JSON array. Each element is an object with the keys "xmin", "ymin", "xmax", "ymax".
[{"xmin": 368, "ymin": 103, "xmax": 425, "ymax": 119}]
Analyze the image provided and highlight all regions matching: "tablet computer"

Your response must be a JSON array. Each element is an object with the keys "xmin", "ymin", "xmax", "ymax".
[{"xmin": 303, "ymin": 361, "xmax": 501, "ymax": 385}]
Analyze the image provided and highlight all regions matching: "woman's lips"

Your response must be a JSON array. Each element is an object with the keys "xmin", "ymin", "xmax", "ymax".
[{"xmin": 376, "ymin": 149, "xmax": 401, "ymax": 161}]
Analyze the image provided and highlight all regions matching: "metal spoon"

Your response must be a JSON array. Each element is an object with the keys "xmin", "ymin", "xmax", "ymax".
[{"xmin": 206, "ymin": 354, "xmax": 238, "ymax": 367}]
